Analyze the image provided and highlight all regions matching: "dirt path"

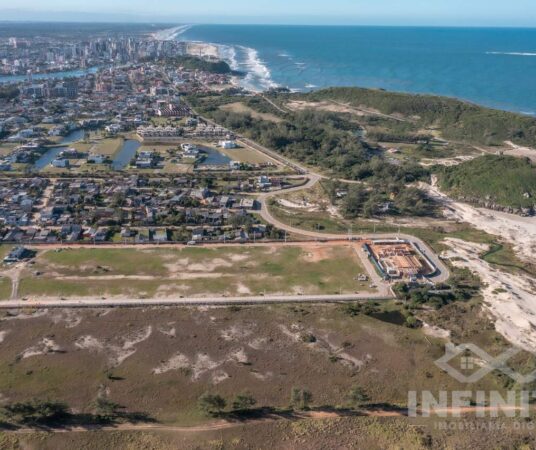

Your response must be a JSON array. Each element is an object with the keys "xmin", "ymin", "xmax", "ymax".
[
  {"xmin": 260, "ymin": 94, "xmax": 290, "ymax": 115},
  {"xmin": 6, "ymin": 405, "xmax": 529, "ymax": 435},
  {"xmin": 1, "ymin": 263, "xmax": 25, "ymax": 300},
  {"xmin": 328, "ymin": 100, "xmax": 416, "ymax": 123}
]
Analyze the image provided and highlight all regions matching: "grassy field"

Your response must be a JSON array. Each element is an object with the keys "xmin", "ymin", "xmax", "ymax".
[
  {"xmin": 218, "ymin": 144, "xmax": 277, "ymax": 165},
  {"xmin": 91, "ymin": 137, "xmax": 123, "ymax": 156},
  {"xmin": 0, "ymin": 277, "xmax": 11, "ymax": 300},
  {"xmin": 18, "ymin": 244, "xmax": 373, "ymax": 299},
  {"xmin": 220, "ymin": 101, "xmax": 283, "ymax": 123}
]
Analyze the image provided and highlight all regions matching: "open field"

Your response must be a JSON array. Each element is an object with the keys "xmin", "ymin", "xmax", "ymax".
[
  {"xmin": 90, "ymin": 137, "xmax": 123, "ymax": 156},
  {"xmin": 0, "ymin": 277, "xmax": 11, "ymax": 300},
  {"xmin": 0, "ymin": 304, "xmax": 507, "ymax": 428},
  {"xmin": 220, "ymin": 101, "xmax": 283, "ymax": 123},
  {"xmin": 218, "ymin": 144, "xmax": 277, "ymax": 165},
  {"xmin": 16, "ymin": 244, "xmax": 375, "ymax": 300}
]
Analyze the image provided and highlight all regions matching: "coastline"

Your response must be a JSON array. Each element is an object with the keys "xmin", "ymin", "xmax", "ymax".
[
  {"xmin": 152, "ymin": 24, "xmax": 536, "ymax": 114},
  {"xmin": 153, "ymin": 24, "xmax": 278, "ymax": 92}
]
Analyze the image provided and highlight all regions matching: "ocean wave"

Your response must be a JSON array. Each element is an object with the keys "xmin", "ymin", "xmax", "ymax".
[
  {"xmin": 216, "ymin": 44, "xmax": 239, "ymax": 71},
  {"xmin": 233, "ymin": 45, "xmax": 278, "ymax": 92},
  {"xmin": 213, "ymin": 43, "xmax": 278, "ymax": 91},
  {"xmin": 486, "ymin": 51, "xmax": 536, "ymax": 57},
  {"xmin": 305, "ymin": 83, "xmax": 318, "ymax": 89}
]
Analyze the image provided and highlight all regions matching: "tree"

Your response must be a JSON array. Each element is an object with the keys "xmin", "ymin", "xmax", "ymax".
[
  {"xmin": 2, "ymin": 399, "xmax": 69, "ymax": 425},
  {"xmin": 347, "ymin": 386, "xmax": 369, "ymax": 409},
  {"xmin": 198, "ymin": 392, "xmax": 226, "ymax": 417},
  {"xmin": 92, "ymin": 397, "xmax": 122, "ymax": 423},
  {"xmin": 232, "ymin": 392, "xmax": 257, "ymax": 411},
  {"xmin": 289, "ymin": 388, "xmax": 313, "ymax": 410}
]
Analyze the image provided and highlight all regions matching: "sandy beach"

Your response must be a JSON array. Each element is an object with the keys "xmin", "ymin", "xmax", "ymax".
[{"xmin": 185, "ymin": 42, "xmax": 220, "ymax": 59}]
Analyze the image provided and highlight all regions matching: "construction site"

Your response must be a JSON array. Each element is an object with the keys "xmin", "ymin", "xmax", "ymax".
[{"xmin": 363, "ymin": 239, "xmax": 437, "ymax": 281}]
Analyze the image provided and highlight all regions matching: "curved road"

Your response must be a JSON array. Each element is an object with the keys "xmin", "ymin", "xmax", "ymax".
[{"xmin": 257, "ymin": 177, "xmax": 450, "ymax": 284}]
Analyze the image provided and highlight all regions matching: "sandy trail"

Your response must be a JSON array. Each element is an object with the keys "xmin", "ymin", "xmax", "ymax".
[
  {"xmin": 442, "ymin": 238, "xmax": 536, "ymax": 352},
  {"xmin": 503, "ymin": 141, "xmax": 536, "ymax": 163}
]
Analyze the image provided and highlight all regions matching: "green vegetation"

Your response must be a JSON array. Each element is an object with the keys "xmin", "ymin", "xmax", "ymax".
[
  {"xmin": 347, "ymin": 386, "xmax": 369, "ymax": 409},
  {"xmin": 197, "ymin": 393, "xmax": 227, "ymax": 417},
  {"xmin": 290, "ymin": 388, "xmax": 313, "ymax": 410},
  {"xmin": 438, "ymin": 155, "xmax": 536, "ymax": 209},
  {"xmin": 19, "ymin": 245, "xmax": 373, "ymax": 299},
  {"xmin": 392, "ymin": 267, "xmax": 481, "ymax": 309},
  {"xmin": 155, "ymin": 55, "xmax": 232, "ymax": 74},
  {"xmin": 0, "ymin": 277, "xmax": 12, "ymax": 300},
  {"xmin": 304, "ymin": 87, "xmax": 536, "ymax": 147},
  {"xmin": 231, "ymin": 391, "xmax": 257, "ymax": 412},
  {"xmin": 338, "ymin": 184, "xmax": 435, "ymax": 218},
  {"xmin": 1, "ymin": 399, "xmax": 68, "ymax": 426}
]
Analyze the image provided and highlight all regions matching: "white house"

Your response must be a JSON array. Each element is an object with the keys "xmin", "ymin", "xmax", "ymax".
[
  {"xmin": 219, "ymin": 140, "xmax": 237, "ymax": 149},
  {"xmin": 51, "ymin": 159, "xmax": 69, "ymax": 168}
]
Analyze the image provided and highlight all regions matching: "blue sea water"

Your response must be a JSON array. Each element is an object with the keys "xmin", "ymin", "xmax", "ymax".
[{"xmin": 178, "ymin": 25, "xmax": 536, "ymax": 115}]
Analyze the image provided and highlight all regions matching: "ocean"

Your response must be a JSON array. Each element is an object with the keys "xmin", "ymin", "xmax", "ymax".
[{"xmin": 176, "ymin": 25, "xmax": 536, "ymax": 115}]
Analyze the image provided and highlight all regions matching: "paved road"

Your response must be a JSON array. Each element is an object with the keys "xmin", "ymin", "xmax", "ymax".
[
  {"xmin": 0, "ymin": 292, "xmax": 393, "ymax": 310},
  {"xmin": 257, "ymin": 177, "xmax": 451, "ymax": 284}
]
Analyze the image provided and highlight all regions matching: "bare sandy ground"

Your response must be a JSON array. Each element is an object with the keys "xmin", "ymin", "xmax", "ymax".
[
  {"xmin": 420, "ymin": 154, "xmax": 477, "ymax": 167},
  {"xmin": 424, "ymin": 178, "xmax": 536, "ymax": 264},
  {"xmin": 442, "ymin": 238, "xmax": 536, "ymax": 352},
  {"xmin": 504, "ymin": 141, "xmax": 536, "ymax": 163},
  {"xmin": 421, "ymin": 180, "xmax": 536, "ymax": 351}
]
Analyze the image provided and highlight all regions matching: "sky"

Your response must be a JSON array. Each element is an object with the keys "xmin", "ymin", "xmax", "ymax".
[{"xmin": 1, "ymin": 0, "xmax": 536, "ymax": 27}]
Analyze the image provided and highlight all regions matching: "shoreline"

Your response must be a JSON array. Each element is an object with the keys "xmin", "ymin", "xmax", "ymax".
[{"xmin": 151, "ymin": 25, "xmax": 536, "ymax": 114}]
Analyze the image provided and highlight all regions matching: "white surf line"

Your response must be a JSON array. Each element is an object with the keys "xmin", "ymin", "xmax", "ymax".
[{"xmin": 487, "ymin": 51, "xmax": 536, "ymax": 57}]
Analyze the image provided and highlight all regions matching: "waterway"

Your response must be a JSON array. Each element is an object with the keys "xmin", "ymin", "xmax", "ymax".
[
  {"xmin": 32, "ymin": 129, "xmax": 85, "ymax": 171},
  {"xmin": 111, "ymin": 139, "xmax": 141, "ymax": 170},
  {"xmin": 197, "ymin": 146, "xmax": 233, "ymax": 167}
]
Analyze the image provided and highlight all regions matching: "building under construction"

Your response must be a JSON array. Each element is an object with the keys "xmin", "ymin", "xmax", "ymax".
[{"xmin": 363, "ymin": 239, "xmax": 436, "ymax": 281}]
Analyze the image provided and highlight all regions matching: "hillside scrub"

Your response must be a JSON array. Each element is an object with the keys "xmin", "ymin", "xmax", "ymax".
[
  {"xmin": 302, "ymin": 87, "xmax": 536, "ymax": 147},
  {"xmin": 437, "ymin": 155, "xmax": 536, "ymax": 210}
]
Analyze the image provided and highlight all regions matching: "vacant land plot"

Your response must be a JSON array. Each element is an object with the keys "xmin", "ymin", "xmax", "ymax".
[
  {"xmin": 218, "ymin": 144, "xmax": 277, "ymax": 165},
  {"xmin": 221, "ymin": 102, "xmax": 283, "ymax": 123},
  {"xmin": 0, "ymin": 304, "xmax": 506, "ymax": 427},
  {"xmin": 91, "ymin": 137, "xmax": 124, "ymax": 156},
  {"xmin": 17, "ymin": 244, "xmax": 374, "ymax": 300}
]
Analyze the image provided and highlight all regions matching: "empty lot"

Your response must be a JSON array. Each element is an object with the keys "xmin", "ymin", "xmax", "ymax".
[{"xmin": 15, "ymin": 243, "xmax": 375, "ymax": 300}]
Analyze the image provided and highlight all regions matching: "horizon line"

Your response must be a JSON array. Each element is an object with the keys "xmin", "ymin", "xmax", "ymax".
[{"xmin": 1, "ymin": 20, "xmax": 536, "ymax": 30}]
